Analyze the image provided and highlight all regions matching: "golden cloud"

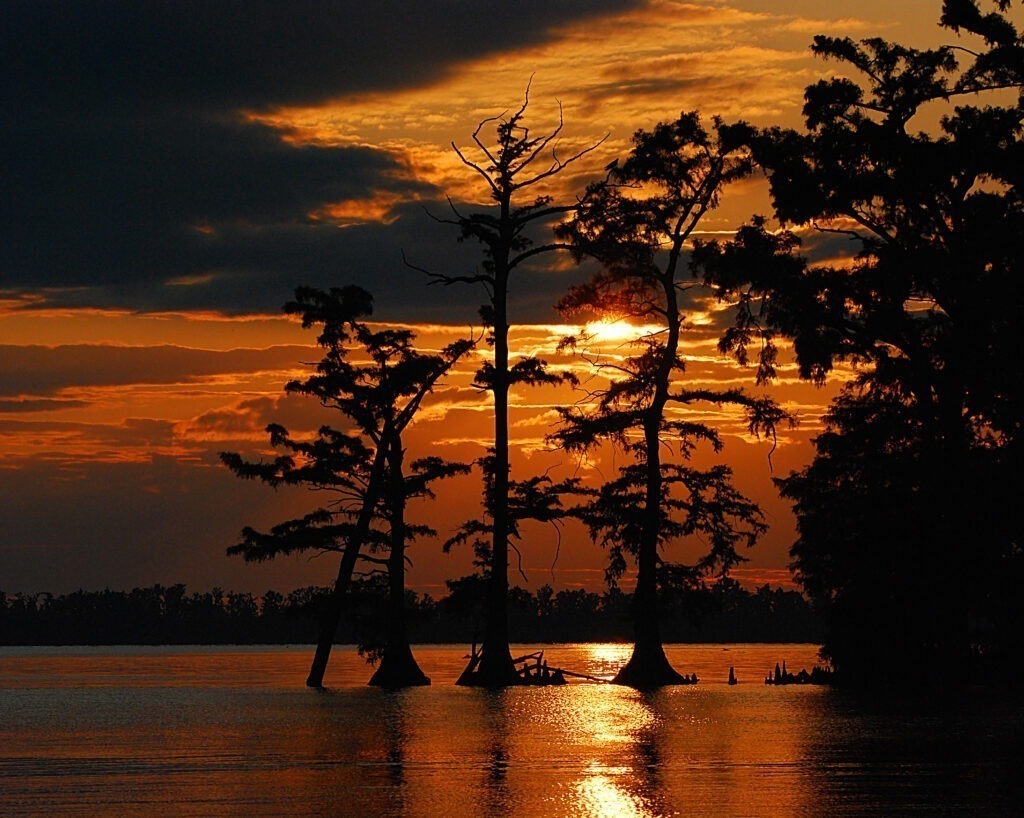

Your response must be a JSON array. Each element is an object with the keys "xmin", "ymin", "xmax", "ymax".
[{"xmin": 250, "ymin": 1, "xmax": 882, "ymax": 209}]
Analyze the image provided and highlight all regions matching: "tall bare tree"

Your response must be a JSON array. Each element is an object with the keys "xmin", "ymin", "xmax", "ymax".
[{"xmin": 412, "ymin": 88, "xmax": 604, "ymax": 686}]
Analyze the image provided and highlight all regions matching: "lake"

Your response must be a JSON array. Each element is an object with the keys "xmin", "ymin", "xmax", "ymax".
[{"xmin": 2, "ymin": 643, "xmax": 1021, "ymax": 816}]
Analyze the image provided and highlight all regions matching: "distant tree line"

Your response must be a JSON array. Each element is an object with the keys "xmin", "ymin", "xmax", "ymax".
[{"xmin": 0, "ymin": 580, "xmax": 820, "ymax": 647}]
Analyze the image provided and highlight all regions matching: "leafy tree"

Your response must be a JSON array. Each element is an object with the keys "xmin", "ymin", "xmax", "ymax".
[
  {"xmin": 411, "ymin": 88, "xmax": 603, "ymax": 686},
  {"xmin": 222, "ymin": 286, "xmax": 471, "ymax": 687},
  {"xmin": 553, "ymin": 113, "xmax": 785, "ymax": 686},
  {"xmin": 697, "ymin": 2, "xmax": 1024, "ymax": 683}
]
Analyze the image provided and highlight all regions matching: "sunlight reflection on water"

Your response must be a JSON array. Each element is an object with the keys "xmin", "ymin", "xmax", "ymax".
[{"xmin": 1, "ymin": 644, "xmax": 1022, "ymax": 816}]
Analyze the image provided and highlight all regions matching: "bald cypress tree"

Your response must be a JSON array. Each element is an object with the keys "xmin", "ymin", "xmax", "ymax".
[
  {"xmin": 414, "ymin": 89, "xmax": 603, "ymax": 686},
  {"xmin": 222, "ymin": 286, "xmax": 472, "ymax": 687},
  {"xmin": 696, "ymin": 1, "xmax": 1024, "ymax": 683},
  {"xmin": 553, "ymin": 113, "xmax": 785, "ymax": 687}
]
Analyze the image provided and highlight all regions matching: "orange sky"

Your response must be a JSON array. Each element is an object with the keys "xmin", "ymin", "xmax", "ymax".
[
  {"xmin": 0, "ymin": 308, "xmax": 840, "ymax": 594},
  {"xmin": 1, "ymin": 1, "xmax": 965, "ymax": 595}
]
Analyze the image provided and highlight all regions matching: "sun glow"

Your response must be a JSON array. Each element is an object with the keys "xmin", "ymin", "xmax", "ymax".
[{"xmin": 585, "ymin": 320, "xmax": 642, "ymax": 343}]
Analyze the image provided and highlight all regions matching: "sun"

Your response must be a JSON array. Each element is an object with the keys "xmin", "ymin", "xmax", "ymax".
[{"xmin": 584, "ymin": 319, "xmax": 638, "ymax": 343}]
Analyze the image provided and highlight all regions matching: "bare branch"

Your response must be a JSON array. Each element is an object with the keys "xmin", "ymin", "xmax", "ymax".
[
  {"xmin": 812, "ymin": 221, "xmax": 866, "ymax": 240},
  {"xmin": 514, "ymin": 203, "xmax": 582, "ymax": 225},
  {"xmin": 419, "ymin": 204, "xmax": 461, "ymax": 228},
  {"xmin": 517, "ymin": 133, "xmax": 610, "ymax": 189},
  {"xmin": 470, "ymin": 110, "xmax": 507, "ymax": 167},
  {"xmin": 549, "ymin": 519, "xmax": 563, "ymax": 579},
  {"xmin": 355, "ymin": 554, "xmax": 391, "ymax": 566},
  {"xmin": 513, "ymin": 75, "xmax": 534, "ymax": 121},
  {"xmin": 509, "ymin": 242, "xmax": 575, "ymax": 270},
  {"xmin": 512, "ymin": 100, "xmax": 565, "ymax": 175},
  {"xmin": 452, "ymin": 141, "xmax": 499, "ymax": 195},
  {"xmin": 509, "ymin": 538, "xmax": 529, "ymax": 583},
  {"xmin": 402, "ymin": 249, "xmax": 494, "ymax": 292}
]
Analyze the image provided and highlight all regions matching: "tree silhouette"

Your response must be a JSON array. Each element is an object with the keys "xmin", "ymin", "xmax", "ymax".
[
  {"xmin": 222, "ymin": 286, "xmax": 472, "ymax": 687},
  {"xmin": 443, "ymin": 452, "xmax": 584, "ymax": 684},
  {"xmin": 367, "ymin": 448, "xmax": 469, "ymax": 686},
  {"xmin": 411, "ymin": 88, "xmax": 603, "ymax": 686},
  {"xmin": 552, "ymin": 113, "xmax": 785, "ymax": 686},
  {"xmin": 697, "ymin": 3, "xmax": 1024, "ymax": 683}
]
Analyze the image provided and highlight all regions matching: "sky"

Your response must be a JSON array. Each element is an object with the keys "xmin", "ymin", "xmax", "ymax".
[{"xmin": 1, "ymin": 1, "xmax": 957, "ymax": 596}]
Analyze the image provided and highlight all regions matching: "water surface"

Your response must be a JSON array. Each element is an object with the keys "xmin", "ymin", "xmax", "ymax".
[{"xmin": 2, "ymin": 644, "xmax": 1020, "ymax": 816}]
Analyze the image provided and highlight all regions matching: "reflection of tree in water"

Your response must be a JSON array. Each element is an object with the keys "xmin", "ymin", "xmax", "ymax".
[
  {"xmin": 381, "ymin": 691, "xmax": 410, "ymax": 792},
  {"xmin": 481, "ymin": 690, "xmax": 513, "ymax": 817},
  {"xmin": 296, "ymin": 689, "xmax": 414, "ymax": 816},
  {"xmin": 622, "ymin": 691, "xmax": 672, "ymax": 818}
]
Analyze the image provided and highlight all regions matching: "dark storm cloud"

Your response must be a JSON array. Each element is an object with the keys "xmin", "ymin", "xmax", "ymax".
[
  {"xmin": 3, "ymin": 197, "xmax": 525, "ymax": 321},
  {"xmin": 2, "ymin": 115, "xmax": 427, "ymax": 290},
  {"xmin": 1, "ymin": 0, "xmax": 641, "ymax": 317},
  {"xmin": 3, "ymin": 1, "xmax": 642, "ymax": 112},
  {"xmin": 0, "ymin": 344, "xmax": 314, "ymax": 397}
]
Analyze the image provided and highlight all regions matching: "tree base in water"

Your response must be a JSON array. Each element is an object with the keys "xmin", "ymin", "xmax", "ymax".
[
  {"xmin": 367, "ymin": 645, "xmax": 431, "ymax": 688},
  {"xmin": 455, "ymin": 647, "xmax": 522, "ymax": 688},
  {"xmin": 613, "ymin": 644, "xmax": 689, "ymax": 688}
]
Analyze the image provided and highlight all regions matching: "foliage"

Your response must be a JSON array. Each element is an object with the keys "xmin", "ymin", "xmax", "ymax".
[
  {"xmin": 221, "ymin": 286, "xmax": 471, "ymax": 682},
  {"xmin": 552, "ymin": 112, "xmax": 785, "ymax": 684},
  {"xmin": 554, "ymin": 113, "xmax": 780, "ymax": 592},
  {"xmin": 696, "ymin": 2, "xmax": 1024, "ymax": 683},
  {"xmin": 443, "ymin": 451, "xmax": 587, "ymax": 582},
  {"xmin": 222, "ymin": 286, "xmax": 471, "ymax": 568}
]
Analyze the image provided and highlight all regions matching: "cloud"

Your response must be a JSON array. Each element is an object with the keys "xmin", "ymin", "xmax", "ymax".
[
  {"xmin": 0, "ymin": 398, "xmax": 90, "ymax": 413},
  {"xmin": 1, "ymin": 114, "xmax": 435, "ymax": 290},
  {"xmin": 185, "ymin": 392, "xmax": 340, "ymax": 441},
  {"xmin": 2, "ymin": 0, "xmax": 645, "ymax": 317},
  {"xmin": 0, "ymin": 417, "xmax": 178, "ymax": 460},
  {"xmin": 1, "ymin": 0, "xmax": 887, "ymax": 321},
  {"xmin": 778, "ymin": 16, "xmax": 884, "ymax": 35},
  {"xmin": 4, "ymin": 1, "xmax": 644, "ymax": 113},
  {"xmin": 0, "ymin": 344, "xmax": 314, "ymax": 397}
]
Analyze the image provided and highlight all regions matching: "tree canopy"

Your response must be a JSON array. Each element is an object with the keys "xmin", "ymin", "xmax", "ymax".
[
  {"xmin": 222, "ymin": 286, "xmax": 472, "ymax": 686},
  {"xmin": 553, "ymin": 113, "xmax": 785, "ymax": 686},
  {"xmin": 696, "ymin": 1, "xmax": 1024, "ymax": 684}
]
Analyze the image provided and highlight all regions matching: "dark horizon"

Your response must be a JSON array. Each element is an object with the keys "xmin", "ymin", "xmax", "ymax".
[{"xmin": 0, "ymin": 580, "xmax": 822, "ymax": 648}]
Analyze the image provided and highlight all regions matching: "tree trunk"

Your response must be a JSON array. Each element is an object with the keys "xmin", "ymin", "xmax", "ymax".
[
  {"xmin": 458, "ymin": 254, "xmax": 520, "ymax": 687},
  {"xmin": 370, "ymin": 438, "xmax": 430, "ymax": 688},
  {"xmin": 613, "ymin": 417, "xmax": 686, "ymax": 687},
  {"xmin": 930, "ymin": 387, "xmax": 971, "ymax": 685},
  {"xmin": 306, "ymin": 548, "xmax": 359, "ymax": 688},
  {"xmin": 306, "ymin": 445, "xmax": 388, "ymax": 688},
  {"xmin": 614, "ymin": 270, "xmax": 687, "ymax": 688}
]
